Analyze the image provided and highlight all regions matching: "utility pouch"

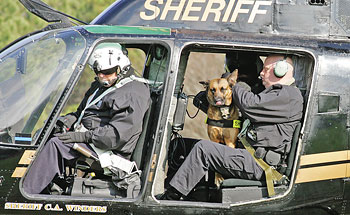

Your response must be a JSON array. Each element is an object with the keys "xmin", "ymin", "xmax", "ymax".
[
  {"xmin": 71, "ymin": 178, "xmax": 124, "ymax": 198},
  {"xmin": 112, "ymin": 171, "xmax": 141, "ymax": 198},
  {"xmin": 254, "ymin": 147, "xmax": 266, "ymax": 159},
  {"xmin": 265, "ymin": 150, "xmax": 281, "ymax": 166}
]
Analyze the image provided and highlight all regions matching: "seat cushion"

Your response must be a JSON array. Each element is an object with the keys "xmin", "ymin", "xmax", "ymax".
[{"xmin": 221, "ymin": 178, "xmax": 266, "ymax": 188}]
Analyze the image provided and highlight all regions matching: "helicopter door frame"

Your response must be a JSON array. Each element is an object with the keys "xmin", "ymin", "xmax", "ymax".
[{"xmin": 152, "ymin": 39, "xmax": 316, "ymax": 206}]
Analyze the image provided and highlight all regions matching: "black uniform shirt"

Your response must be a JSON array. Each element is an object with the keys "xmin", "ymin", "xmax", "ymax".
[
  {"xmin": 232, "ymin": 83, "xmax": 303, "ymax": 153},
  {"xmin": 72, "ymin": 78, "xmax": 150, "ymax": 159}
]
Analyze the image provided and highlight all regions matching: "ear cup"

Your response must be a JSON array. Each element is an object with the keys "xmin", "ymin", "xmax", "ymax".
[{"xmin": 274, "ymin": 60, "xmax": 288, "ymax": 78}]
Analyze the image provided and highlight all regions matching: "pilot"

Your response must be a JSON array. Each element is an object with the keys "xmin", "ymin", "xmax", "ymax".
[
  {"xmin": 23, "ymin": 43, "xmax": 151, "ymax": 195},
  {"xmin": 158, "ymin": 55, "xmax": 303, "ymax": 200}
]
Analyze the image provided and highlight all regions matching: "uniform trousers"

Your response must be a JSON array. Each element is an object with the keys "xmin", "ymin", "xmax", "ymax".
[
  {"xmin": 22, "ymin": 137, "xmax": 97, "ymax": 194},
  {"xmin": 169, "ymin": 140, "xmax": 264, "ymax": 196}
]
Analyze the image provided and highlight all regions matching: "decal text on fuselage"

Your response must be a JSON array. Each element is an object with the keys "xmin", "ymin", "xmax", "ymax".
[{"xmin": 140, "ymin": 0, "xmax": 272, "ymax": 23}]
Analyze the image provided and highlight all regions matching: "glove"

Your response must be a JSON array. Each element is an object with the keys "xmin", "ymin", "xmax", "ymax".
[
  {"xmin": 55, "ymin": 131, "xmax": 92, "ymax": 144},
  {"xmin": 53, "ymin": 114, "xmax": 77, "ymax": 134},
  {"xmin": 58, "ymin": 115, "xmax": 77, "ymax": 129}
]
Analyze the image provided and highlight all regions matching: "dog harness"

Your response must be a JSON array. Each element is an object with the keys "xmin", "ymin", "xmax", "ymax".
[{"xmin": 206, "ymin": 117, "xmax": 241, "ymax": 128}]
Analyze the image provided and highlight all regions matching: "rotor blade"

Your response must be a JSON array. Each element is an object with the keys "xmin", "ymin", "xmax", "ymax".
[{"xmin": 19, "ymin": 0, "xmax": 88, "ymax": 25}]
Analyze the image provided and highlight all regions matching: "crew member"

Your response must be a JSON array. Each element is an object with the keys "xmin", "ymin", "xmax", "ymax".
[
  {"xmin": 159, "ymin": 55, "xmax": 303, "ymax": 200},
  {"xmin": 23, "ymin": 43, "xmax": 151, "ymax": 194}
]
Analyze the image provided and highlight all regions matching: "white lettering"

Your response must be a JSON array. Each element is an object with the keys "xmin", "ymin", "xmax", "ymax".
[
  {"xmin": 4, "ymin": 202, "xmax": 43, "ymax": 210},
  {"xmin": 183, "ymin": 0, "xmax": 205, "ymax": 21},
  {"xmin": 231, "ymin": 0, "xmax": 254, "ymax": 22},
  {"xmin": 248, "ymin": 1, "xmax": 272, "ymax": 23},
  {"xmin": 65, "ymin": 204, "xmax": 75, "ymax": 212},
  {"xmin": 160, "ymin": 0, "xmax": 186, "ymax": 20},
  {"xmin": 44, "ymin": 204, "xmax": 63, "ymax": 211},
  {"xmin": 139, "ymin": 0, "xmax": 272, "ymax": 24},
  {"xmin": 44, "ymin": 204, "xmax": 52, "ymax": 211},
  {"xmin": 202, "ymin": 0, "xmax": 226, "ymax": 22},
  {"xmin": 140, "ymin": 0, "xmax": 163, "ymax": 21},
  {"xmin": 222, "ymin": 0, "xmax": 236, "ymax": 22},
  {"xmin": 65, "ymin": 205, "xmax": 107, "ymax": 213}
]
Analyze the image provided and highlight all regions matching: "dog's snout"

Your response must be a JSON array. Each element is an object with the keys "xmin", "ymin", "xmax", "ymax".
[{"xmin": 214, "ymin": 96, "xmax": 225, "ymax": 106}]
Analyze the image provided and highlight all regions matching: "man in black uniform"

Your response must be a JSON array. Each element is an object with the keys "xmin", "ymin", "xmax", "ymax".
[
  {"xmin": 159, "ymin": 55, "xmax": 303, "ymax": 200},
  {"xmin": 23, "ymin": 43, "xmax": 150, "ymax": 194}
]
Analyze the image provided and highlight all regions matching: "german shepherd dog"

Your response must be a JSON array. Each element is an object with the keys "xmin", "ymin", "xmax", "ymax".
[{"xmin": 200, "ymin": 69, "xmax": 240, "ymax": 186}]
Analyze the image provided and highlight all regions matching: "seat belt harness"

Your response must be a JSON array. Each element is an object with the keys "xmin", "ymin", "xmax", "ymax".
[
  {"xmin": 238, "ymin": 119, "xmax": 285, "ymax": 197},
  {"xmin": 73, "ymin": 75, "xmax": 158, "ymax": 176}
]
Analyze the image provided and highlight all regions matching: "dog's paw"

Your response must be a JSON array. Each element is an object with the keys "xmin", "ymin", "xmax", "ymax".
[{"xmin": 215, "ymin": 172, "xmax": 225, "ymax": 187}]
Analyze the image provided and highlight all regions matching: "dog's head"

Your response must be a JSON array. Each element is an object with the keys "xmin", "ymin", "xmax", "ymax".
[{"xmin": 199, "ymin": 69, "xmax": 238, "ymax": 106}]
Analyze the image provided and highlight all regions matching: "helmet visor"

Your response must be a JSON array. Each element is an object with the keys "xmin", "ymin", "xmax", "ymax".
[{"xmin": 93, "ymin": 63, "xmax": 119, "ymax": 75}]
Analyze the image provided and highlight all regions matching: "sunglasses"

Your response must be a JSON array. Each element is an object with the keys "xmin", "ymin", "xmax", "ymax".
[
  {"xmin": 94, "ymin": 67, "xmax": 118, "ymax": 75},
  {"xmin": 92, "ymin": 60, "xmax": 120, "ymax": 75}
]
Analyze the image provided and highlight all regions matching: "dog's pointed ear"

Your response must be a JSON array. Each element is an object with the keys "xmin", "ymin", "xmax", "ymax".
[
  {"xmin": 199, "ymin": 80, "xmax": 209, "ymax": 88},
  {"xmin": 227, "ymin": 69, "xmax": 238, "ymax": 87}
]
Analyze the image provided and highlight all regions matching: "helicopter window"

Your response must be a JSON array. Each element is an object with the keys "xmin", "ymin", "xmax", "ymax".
[
  {"xmin": 0, "ymin": 30, "xmax": 86, "ymax": 144},
  {"xmin": 24, "ymin": 41, "xmax": 167, "ymax": 200},
  {"xmin": 154, "ymin": 51, "xmax": 230, "ymax": 199},
  {"xmin": 127, "ymin": 48, "xmax": 146, "ymax": 77},
  {"xmin": 181, "ymin": 52, "xmax": 226, "ymax": 139},
  {"xmin": 318, "ymin": 95, "xmax": 340, "ymax": 113},
  {"xmin": 0, "ymin": 56, "xmax": 16, "ymax": 81},
  {"xmin": 154, "ymin": 46, "xmax": 312, "ymax": 205},
  {"xmin": 61, "ymin": 46, "xmax": 148, "ymax": 115}
]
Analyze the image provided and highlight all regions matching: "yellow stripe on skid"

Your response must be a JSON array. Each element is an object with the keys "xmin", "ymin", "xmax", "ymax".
[
  {"xmin": 299, "ymin": 150, "xmax": 349, "ymax": 167},
  {"xmin": 295, "ymin": 163, "xmax": 348, "ymax": 184},
  {"xmin": 296, "ymin": 150, "xmax": 350, "ymax": 184}
]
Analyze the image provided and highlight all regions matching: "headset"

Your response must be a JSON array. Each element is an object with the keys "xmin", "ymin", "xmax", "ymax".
[{"xmin": 274, "ymin": 55, "xmax": 289, "ymax": 78}]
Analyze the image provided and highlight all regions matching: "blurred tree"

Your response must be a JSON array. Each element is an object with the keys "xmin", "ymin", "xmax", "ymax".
[
  {"xmin": 0, "ymin": 0, "xmax": 116, "ymax": 115},
  {"xmin": 0, "ymin": 0, "xmax": 116, "ymax": 49}
]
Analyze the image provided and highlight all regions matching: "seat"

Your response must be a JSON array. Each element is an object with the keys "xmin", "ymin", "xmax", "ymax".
[
  {"xmin": 219, "ymin": 122, "xmax": 302, "ymax": 203},
  {"xmin": 130, "ymin": 91, "xmax": 156, "ymax": 171}
]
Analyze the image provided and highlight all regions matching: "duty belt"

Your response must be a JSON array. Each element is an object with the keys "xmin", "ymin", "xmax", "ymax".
[{"xmin": 238, "ymin": 119, "xmax": 286, "ymax": 197}]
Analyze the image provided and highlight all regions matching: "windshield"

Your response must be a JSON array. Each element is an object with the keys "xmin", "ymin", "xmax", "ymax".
[{"xmin": 0, "ymin": 29, "xmax": 86, "ymax": 144}]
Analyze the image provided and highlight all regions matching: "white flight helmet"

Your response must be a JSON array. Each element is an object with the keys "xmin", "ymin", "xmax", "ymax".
[{"xmin": 88, "ymin": 43, "xmax": 131, "ymax": 75}]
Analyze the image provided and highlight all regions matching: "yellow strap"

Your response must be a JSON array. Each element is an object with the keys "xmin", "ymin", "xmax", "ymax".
[
  {"xmin": 225, "ymin": 64, "xmax": 231, "ymax": 73},
  {"xmin": 238, "ymin": 133, "xmax": 284, "ymax": 197}
]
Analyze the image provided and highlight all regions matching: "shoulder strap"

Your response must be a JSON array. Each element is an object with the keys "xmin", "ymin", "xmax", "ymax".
[
  {"xmin": 129, "ymin": 75, "xmax": 163, "ymax": 87},
  {"xmin": 75, "ymin": 77, "xmax": 135, "ymax": 127},
  {"xmin": 238, "ymin": 119, "xmax": 286, "ymax": 197}
]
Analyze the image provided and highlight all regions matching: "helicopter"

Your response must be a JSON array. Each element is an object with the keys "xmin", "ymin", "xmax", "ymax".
[{"xmin": 0, "ymin": 0, "xmax": 350, "ymax": 214}]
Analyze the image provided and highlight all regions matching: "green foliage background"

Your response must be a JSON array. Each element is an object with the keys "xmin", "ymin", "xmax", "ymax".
[
  {"xmin": 0, "ymin": 0, "xmax": 147, "ymax": 119},
  {"xmin": 0, "ymin": 0, "xmax": 116, "ymax": 117},
  {"xmin": 0, "ymin": 0, "xmax": 116, "ymax": 49}
]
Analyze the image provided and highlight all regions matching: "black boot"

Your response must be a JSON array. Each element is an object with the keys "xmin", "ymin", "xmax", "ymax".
[{"xmin": 156, "ymin": 186, "xmax": 182, "ymax": 200}]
